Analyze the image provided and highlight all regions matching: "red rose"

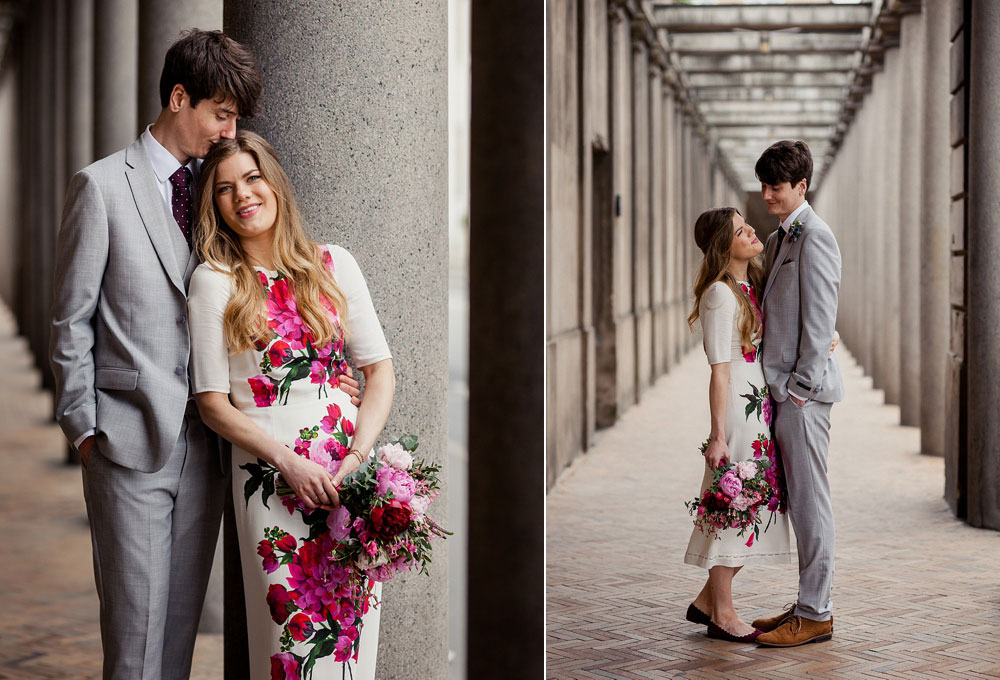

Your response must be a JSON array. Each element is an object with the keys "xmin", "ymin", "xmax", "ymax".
[
  {"xmin": 266, "ymin": 583, "xmax": 295, "ymax": 624},
  {"xmin": 275, "ymin": 534, "xmax": 298, "ymax": 553},
  {"xmin": 268, "ymin": 340, "xmax": 291, "ymax": 368},
  {"xmin": 370, "ymin": 499, "xmax": 412, "ymax": 539},
  {"xmin": 257, "ymin": 539, "xmax": 279, "ymax": 574},
  {"xmin": 287, "ymin": 612, "xmax": 314, "ymax": 642}
]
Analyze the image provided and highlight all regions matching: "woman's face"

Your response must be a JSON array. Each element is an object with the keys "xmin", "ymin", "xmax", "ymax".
[
  {"xmin": 212, "ymin": 151, "xmax": 279, "ymax": 241},
  {"xmin": 730, "ymin": 213, "xmax": 762, "ymax": 262}
]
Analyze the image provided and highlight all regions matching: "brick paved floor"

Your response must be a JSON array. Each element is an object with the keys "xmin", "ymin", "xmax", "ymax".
[
  {"xmin": 0, "ymin": 306, "xmax": 222, "ymax": 679},
  {"xmin": 547, "ymin": 344, "xmax": 1000, "ymax": 679}
]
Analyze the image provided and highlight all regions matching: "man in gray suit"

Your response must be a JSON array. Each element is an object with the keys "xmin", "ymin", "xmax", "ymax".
[
  {"xmin": 750, "ymin": 140, "xmax": 844, "ymax": 648},
  {"xmin": 49, "ymin": 31, "xmax": 263, "ymax": 679}
]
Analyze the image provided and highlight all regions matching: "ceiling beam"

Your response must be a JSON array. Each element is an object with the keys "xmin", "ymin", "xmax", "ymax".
[
  {"xmin": 707, "ymin": 113, "xmax": 839, "ymax": 127},
  {"xmin": 698, "ymin": 99, "xmax": 843, "ymax": 115},
  {"xmin": 653, "ymin": 3, "xmax": 873, "ymax": 33},
  {"xmin": 679, "ymin": 52, "xmax": 860, "ymax": 74},
  {"xmin": 669, "ymin": 32, "xmax": 867, "ymax": 55},
  {"xmin": 688, "ymin": 71, "xmax": 853, "ymax": 89},
  {"xmin": 695, "ymin": 86, "xmax": 847, "ymax": 101}
]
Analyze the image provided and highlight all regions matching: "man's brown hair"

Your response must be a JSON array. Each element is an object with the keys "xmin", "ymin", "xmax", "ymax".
[
  {"xmin": 755, "ymin": 140, "xmax": 813, "ymax": 190},
  {"xmin": 159, "ymin": 29, "xmax": 263, "ymax": 118}
]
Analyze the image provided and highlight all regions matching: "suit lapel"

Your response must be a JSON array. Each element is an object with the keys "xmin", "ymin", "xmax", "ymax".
[
  {"xmin": 124, "ymin": 140, "xmax": 186, "ymax": 294},
  {"xmin": 762, "ymin": 205, "xmax": 812, "ymax": 303}
]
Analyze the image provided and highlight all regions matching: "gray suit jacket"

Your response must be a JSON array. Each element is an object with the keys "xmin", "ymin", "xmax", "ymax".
[
  {"xmin": 761, "ymin": 204, "xmax": 845, "ymax": 404},
  {"xmin": 50, "ymin": 137, "xmax": 211, "ymax": 472}
]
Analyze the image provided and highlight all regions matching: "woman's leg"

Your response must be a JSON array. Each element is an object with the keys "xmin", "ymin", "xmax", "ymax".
[{"xmin": 708, "ymin": 565, "xmax": 754, "ymax": 635}]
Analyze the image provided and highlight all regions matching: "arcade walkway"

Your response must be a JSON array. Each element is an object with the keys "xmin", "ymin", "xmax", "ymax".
[
  {"xmin": 0, "ymin": 304, "xmax": 222, "ymax": 679},
  {"xmin": 547, "ymin": 342, "xmax": 1000, "ymax": 678}
]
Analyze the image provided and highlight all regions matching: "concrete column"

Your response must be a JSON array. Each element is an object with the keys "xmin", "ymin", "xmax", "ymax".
[
  {"xmin": 919, "ymin": 0, "xmax": 951, "ymax": 456},
  {"xmin": 661, "ymin": 74, "xmax": 676, "ymax": 372},
  {"xmin": 0, "ymin": 60, "xmax": 16, "ymax": 309},
  {"xmin": 630, "ymin": 25, "xmax": 651, "ymax": 397},
  {"xmin": 225, "ymin": 2, "xmax": 450, "ymax": 676},
  {"xmin": 898, "ymin": 10, "xmax": 924, "ymax": 426},
  {"xmin": 67, "ymin": 0, "xmax": 94, "ymax": 175},
  {"xmin": 881, "ymin": 47, "xmax": 902, "ymax": 405},
  {"xmin": 965, "ymin": 0, "xmax": 1000, "ymax": 530},
  {"xmin": 610, "ymin": 7, "xmax": 635, "ymax": 413},
  {"xmin": 94, "ymin": 0, "xmax": 138, "ymax": 157},
  {"xmin": 467, "ymin": 0, "xmax": 543, "ymax": 675},
  {"xmin": 648, "ymin": 56, "xmax": 664, "ymax": 379},
  {"xmin": 138, "ymin": 0, "xmax": 222, "ymax": 126}
]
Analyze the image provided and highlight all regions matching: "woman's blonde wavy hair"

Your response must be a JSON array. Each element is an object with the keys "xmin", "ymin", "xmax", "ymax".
[
  {"xmin": 194, "ymin": 130, "xmax": 349, "ymax": 353},
  {"xmin": 687, "ymin": 207, "xmax": 764, "ymax": 354}
]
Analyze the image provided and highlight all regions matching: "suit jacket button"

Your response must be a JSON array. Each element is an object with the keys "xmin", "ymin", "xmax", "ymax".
[
  {"xmin": 175, "ymin": 366, "xmax": 185, "ymax": 376},
  {"xmin": 177, "ymin": 314, "xmax": 187, "ymax": 325}
]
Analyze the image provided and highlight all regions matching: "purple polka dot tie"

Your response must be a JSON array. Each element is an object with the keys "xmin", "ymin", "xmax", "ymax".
[{"xmin": 169, "ymin": 166, "xmax": 193, "ymax": 245}]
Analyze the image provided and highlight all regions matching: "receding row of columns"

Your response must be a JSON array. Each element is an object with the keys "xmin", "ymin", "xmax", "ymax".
[
  {"xmin": 547, "ymin": 0, "xmax": 742, "ymax": 487},
  {"xmin": 814, "ymin": 0, "xmax": 998, "ymax": 530}
]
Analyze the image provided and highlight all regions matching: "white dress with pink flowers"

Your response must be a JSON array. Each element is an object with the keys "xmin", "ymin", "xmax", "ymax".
[
  {"xmin": 189, "ymin": 245, "xmax": 391, "ymax": 680},
  {"xmin": 683, "ymin": 280, "xmax": 794, "ymax": 569}
]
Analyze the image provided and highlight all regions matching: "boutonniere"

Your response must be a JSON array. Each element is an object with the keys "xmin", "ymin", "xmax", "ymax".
[{"xmin": 789, "ymin": 219, "xmax": 803, "ymax": 242}]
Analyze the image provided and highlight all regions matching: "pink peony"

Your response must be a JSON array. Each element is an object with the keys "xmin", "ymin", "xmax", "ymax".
[
  {"xmin": 379, "ymin": 443, "xmax": 413, "ymax": 470},
  {"xmin": 327, "ymin": 504, "xmax": 353, "ymax": 541},
  {"xmin": 731, "ymin": 493, "xmax": 752, "ymax": 512},
  {"xmin": 409, "ymin": 495, "xmax": 430, "ymax": 519},
  {"xmin": 376, "ymin": 465, "xmax": 417, "ymax": 503},
  {"xmin": 735, "ymin": 460, "xmax": 758, "ymax": 480},
  {"xmin": 719, "ymin": 470, "xmax": 743, "ymax": 498}
]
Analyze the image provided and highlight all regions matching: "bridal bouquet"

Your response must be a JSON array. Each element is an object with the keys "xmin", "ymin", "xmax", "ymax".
[{"xmin": 685, "ymin": 435, "xmax": 786, "ymax": 547}]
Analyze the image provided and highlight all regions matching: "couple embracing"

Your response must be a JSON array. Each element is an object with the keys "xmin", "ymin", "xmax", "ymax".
[
  {"xmin": 50, "ymin": 30, "xmax": 395, "ymax": 679},
  {"xmin": 683, "ymin": 141, "xmax": 843, "ymax": 647}
]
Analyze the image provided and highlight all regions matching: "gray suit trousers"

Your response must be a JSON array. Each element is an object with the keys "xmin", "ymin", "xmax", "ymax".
[
  {"xmin": 774, "ymin": 399, "xmax": 835, "ymax": 622},
  {"xmin": 82, "ymin": 400, "xmax": 226, "ymax": 680}
]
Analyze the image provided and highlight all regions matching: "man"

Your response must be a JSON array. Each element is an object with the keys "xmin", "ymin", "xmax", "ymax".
[
  {"xmin": 750, "ymin": 140, "xmax": 844, "ymax": 648},
  {"xmin": 50, "ymin": 30, "xmax": 360, "ymax": 678}
]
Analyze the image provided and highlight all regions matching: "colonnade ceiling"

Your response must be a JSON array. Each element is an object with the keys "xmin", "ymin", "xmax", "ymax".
[{"xmin": 653, "ymin": 0, "xmax": 913, "ymax": 191}]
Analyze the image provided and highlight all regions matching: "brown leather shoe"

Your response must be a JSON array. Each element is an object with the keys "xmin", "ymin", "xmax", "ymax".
[
  {"xmin": 751, "ymin": 604, "xmax": 796, "ymax": 633},
  {"xmin": 756, "ymin": 615, "xmax": 833, "ymax": 647}
]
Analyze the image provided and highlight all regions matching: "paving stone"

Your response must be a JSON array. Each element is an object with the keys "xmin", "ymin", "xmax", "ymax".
[{"xmin": 547, "ymin": 344, "xmax": 1000, "ymax": 679}]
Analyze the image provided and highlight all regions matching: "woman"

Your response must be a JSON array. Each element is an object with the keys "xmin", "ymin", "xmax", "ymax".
[
  {"xmin": 187, "ymin": 130, "xmax": 394, "ymax": 679},
  {"xmin": 682, "ymin": 207, "xmax": 793, "ymax": 642}
]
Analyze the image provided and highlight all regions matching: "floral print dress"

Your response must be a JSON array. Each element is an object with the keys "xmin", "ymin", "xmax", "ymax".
[
  {"xmin": 188, "ymin": 245, "xmax": 391, "ymax": 680},
  {"xmin": 683, "ymin": 280, "xmax": 794, "ymax": 569}
]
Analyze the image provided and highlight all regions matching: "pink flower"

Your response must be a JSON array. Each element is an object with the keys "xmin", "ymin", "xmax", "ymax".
[
  {"xmin": 409, "ymin": 495, "xmax": 430, "ymax": 519},
  {"xmin": 320, "ymin": 403, "xmax": 342, "ymax": 434},
  {"xmin": 731, "ymin": 493, "xmax": 752, "ymax": 512},
  {"xmin": 248, "ymin": 375, "xmax": 277, "ymax": 407},
  {"xmin": 719, "ymin": 470, "xmax": 743, "ymax": 498},
  {"xmin": 309, "ymin": 359, "xmax": 327, "ymax": 384},
  {"xmin": 293, "ymin": 438, "xmax": 310, "ymax": 457},
  {"xmin": 287, "ymin": 613, "xmax": 313, "ymax": 642},
  {"xmin": 334, "ymin": 627, "xmax": 359, "ymax": 663},
  {"xmin": 324, "ymin": 437, "xmax": 348, "ymax": 460},
  {"xmin": 286, "ymin": 534, "xmax": 348, "ymax": 622},
  {"xmin": 762, "ymin": 398, "xmax": 773, "ymax": 426},
  {"xmin": 269, "ymin": 652, "xmax": 300, "ymax": 680},
  {"xmin": 376, "ymin": 465, "xmax": 417, "ymax": 503},
  {"xmin": 327, "ymin": 504, "xmax": 353, "ymax": 541},
  {"xmin": 309, "ymin": 444, "xmax": 341, "ymax": 476},
  {"xmin": 735, "ymin": 460, "xmax": 758, "ymax": 480},
  {"xmin": 379, "ymin": 443, "xmax": 413, "ymax": 470},
  {"xmin": 267, "ymin": 279, "xmax": 309, "ymax": 349},
  {"xmin": 342, "ymin": 418, "xmax": 355, "ymax": 437},
  {"xmin": 266, "ymin": 584, "xmax": 294, "ymax": 624}
]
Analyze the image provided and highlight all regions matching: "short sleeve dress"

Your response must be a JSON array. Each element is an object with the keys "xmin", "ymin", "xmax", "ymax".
[
  {"xmin": 683, "ymin": 280, "xmax": 794, "ymax": 569},
  {"xmin": 188, "ymin": 245, "xmax": 390, "ymax": 680}
]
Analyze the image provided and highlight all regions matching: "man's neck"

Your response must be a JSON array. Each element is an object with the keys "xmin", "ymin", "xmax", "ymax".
[
  {"xmin": 149, "ymin": 114, "xmax": 191, "ymax": 166},
  {"xmin": 779, "ymin": 198, "xmax": 806, "ymax": 225}
]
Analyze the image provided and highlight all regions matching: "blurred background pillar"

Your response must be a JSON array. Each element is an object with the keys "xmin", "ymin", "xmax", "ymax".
[{"xmin": 94, "ymin": 0, "xmax": 138, "ymax": 157}]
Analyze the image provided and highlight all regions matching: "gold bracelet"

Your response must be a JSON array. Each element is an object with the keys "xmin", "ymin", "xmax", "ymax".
[{"xmin": 348, "ymin": 448, "xmax": 365, "ymax": 466}]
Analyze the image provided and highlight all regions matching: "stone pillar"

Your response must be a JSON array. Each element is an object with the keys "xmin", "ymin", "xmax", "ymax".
[
  {"xmin": 661, "ymin": 71, "xmax": 676, "ymax": 372},
  {"xmin": 881, "ymin": 46, "xmax": 902, "ymax": 406},
  {"xmin": 0, "ymin": 56, "xmax": 17, "ymax": 309},
  {"xmin": 610, "ymin": 5, "xmax": 635, "ymax": 414},
  {"xmin": 468, "ymin": 0, "xmax": 543, "ymax": 675},
  {"xmin": 630, "ymin": 22, "xmax": 651, "ymax": 397},
  {"xmin": 94, "ymin": 0, "xmax": 138, "ymax": 157},
  {"xmin": 67, "ymin": 0, "xmax": 94, "ymax": 175},
  {"xmin": 225, "ymin": 3, "xmax": 449, "ymax": 676},
  {"xmin": 920, "ymin": 0, "xmax": 951, "ymax": 456},
  {"xmin": 965, "ymin": 0, "xmax": 1000, "ymax": 530},
  {"xmin": 138, "ymin": 0, "xmax": 222, "ymax": 126},
  {"xmin": 898, "ymin": 9, "xmax": 924, "ymax": 426},
  {"xmin": 648, "ymin": 54, "xmax": 664, "ymax": 379}
]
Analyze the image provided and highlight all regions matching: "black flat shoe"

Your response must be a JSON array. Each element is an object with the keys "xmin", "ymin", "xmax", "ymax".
[
  {"xmin": 707, "ymin": 620, "xmax": 762, "ymax": 642},
  {"xmin": 685, "ymin": 603, "xmax": 711, "ymax": 626}
]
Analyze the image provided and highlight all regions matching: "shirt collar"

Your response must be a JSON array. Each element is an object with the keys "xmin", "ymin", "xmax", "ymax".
[
  {"xmin": 779, "ymin": 200, "xmax": 810, "ymax": 233},
  {"xmin": 140, "ymin": 124, "xmax": 201, "ymax": 184}
]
